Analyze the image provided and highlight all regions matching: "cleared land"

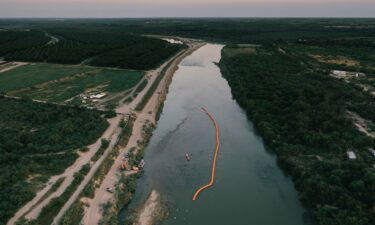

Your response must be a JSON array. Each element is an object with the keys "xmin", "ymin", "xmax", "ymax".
[{"xmin": 0, "ymin": 63, "xmax": 144, "ymax": 109}]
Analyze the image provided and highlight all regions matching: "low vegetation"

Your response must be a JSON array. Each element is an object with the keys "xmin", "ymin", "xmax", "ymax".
[
  {"xmin": 84, "ymin": 115, "xmax": 136, "ymax": 198},
  {"xmin": 90, "ymin": 139, "xmax": 110, "ymax": 163},
  {"xmin": 59, "ymin": 115, "xmax": 136, "ymax": 225},
  {"xmin": 99, "ymin": 121, "xmax": 155, "ymax": 225},
  {"xmin": 99, "ymin": 174, "xmax": 138, "ymax": 225},
  {"xmin": 133, "ymin": 79, "xmax": 148, "ymax": 98},
  {"xmin": 22, "ymin": 164, "xmax": 91, "ymax": 225},
  {"xmin": 0, "ymin": 63, "xmax": 91, "ymax": 93},
  {"xmin": 0, "ymin": 63, "xmax": 144, "ymax": 108}
]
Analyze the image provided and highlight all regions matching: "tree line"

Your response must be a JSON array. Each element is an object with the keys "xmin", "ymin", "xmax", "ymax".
[{"xmin": 219, "ymin": 46, "xmax": 375, "ymax": 225}]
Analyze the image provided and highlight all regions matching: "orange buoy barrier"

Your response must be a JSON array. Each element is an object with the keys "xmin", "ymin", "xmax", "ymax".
[{"xmin": 193, "ymin": 107, "xmax": 220, "ymax": 201}]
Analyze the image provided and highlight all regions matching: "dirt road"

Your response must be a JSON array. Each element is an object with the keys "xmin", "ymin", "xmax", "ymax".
[
  {"xmin": 7, "ymin": 39, "xmax": 203, "ymax": 225},
  {"xmin": 7, "ymin": 115, "xmax": 122, "ymax": 225},
  {"xmin": 81, "ymin": 41, "xmax": 204, "ymax": 225},
  {"xmin": 0, "ymin": 62, "xmax": 28, "ymax": 73}
]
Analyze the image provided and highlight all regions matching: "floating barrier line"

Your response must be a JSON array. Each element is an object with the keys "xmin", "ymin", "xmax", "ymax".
[{"xmin": 193, "ymin": 107, "xmax": 220, "ymax": 201}]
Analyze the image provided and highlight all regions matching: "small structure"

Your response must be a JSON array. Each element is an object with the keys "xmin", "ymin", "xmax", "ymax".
[
  {"xmin": 185, "ymin": 153, "xmax": 191, "ymax": 161},
  {"xmin": 331, "ymin": 70, "xmax": 365, "ymax": 79},
  {"xmin": 369, "ymin": 148, "xmax": 375, "ymax": 157},
  {"xmin": 347, "ymin": 151, "xmax": 357, "ymax": 160},
  {"xmin": 139, "ymin": 159, "xmax": 145, "ymax": 168},
  {"xmin": 90, "ymin": 92, "xmax": 107, "ymax": 99},
  {"xmin": 332, "ymin": 70, "xmax": 347, "ymax": 76},
  {"xmin": 106, "ymin": 187, "xmax": 114, "ymax": 193},
  {"xmin": 163, "ymin": 38, "xmax": 183, "ymax": 44}
]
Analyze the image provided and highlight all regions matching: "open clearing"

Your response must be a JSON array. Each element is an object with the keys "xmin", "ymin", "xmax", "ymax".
[{"xmin": 0, "ymin": 63, "xmax": 144, "ymax": 109}]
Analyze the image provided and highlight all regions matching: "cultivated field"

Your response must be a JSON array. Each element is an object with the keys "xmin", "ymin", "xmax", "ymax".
[{"xmin": 0, "ymin": 63, "xmax": 144, "ymax": 109}]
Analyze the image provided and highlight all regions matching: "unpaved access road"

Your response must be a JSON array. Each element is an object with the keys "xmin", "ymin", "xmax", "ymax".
[
  {"xmin": 81, "ymin": 41, "xmax": 205, "ymax": 225},
  {"xmin": 53, "ymin": 41, "xmax": 204, "ymax": 225},
  {"xmin": 7, "ymin": 53, "xmax": 162, "ymax": 225},
  {"xmin": 0, "ymin": 62, "xmax": 28, "ymax": 73},
  {"xmin": 7, "ymin": 115, "xmax": 122, "ymax": 225}
]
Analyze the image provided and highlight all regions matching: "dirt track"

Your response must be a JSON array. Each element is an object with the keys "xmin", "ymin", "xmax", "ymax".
[
  {"xmin": 81, "ymin": 41, "xmax": 204, "ymax": 225},
  {"xmin": 7, "ymin": 115, "xmax": 122, "ymax": 225},
  {"xmin": 7, "ymin": 40, "xmax": 203, "ymax": 225},
  {"xmin": 0, "ymin": 62, "xmax": 28, "ymax": 73}
]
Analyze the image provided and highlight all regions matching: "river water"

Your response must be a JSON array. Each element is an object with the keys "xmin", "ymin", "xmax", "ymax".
[{"xmin": 122, "ymin": 44, "xmax": 310, "ymax": 225}]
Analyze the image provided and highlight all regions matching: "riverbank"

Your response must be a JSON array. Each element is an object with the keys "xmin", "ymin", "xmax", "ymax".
[
  {"xmin": 121, "ymin": 43, "xmax": 307, "ymax": 225},
  {"xmin": 219, "ymin": 44, "xmax": 375, "ymax": 224},
  {"xmin": 136, "ymin": 190, "xmax": 163, "ymax": 225},
  {"xmin": 79, "ymin": 40, "xmax": 205, "ymax": 225},
  {"xmin": 7, "ymin": 38, "xmax": 203, "ymax": 225}
]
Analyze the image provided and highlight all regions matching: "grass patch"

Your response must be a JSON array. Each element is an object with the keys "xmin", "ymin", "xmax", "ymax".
[
  {"xmin": 60, "ymin": 115, "xmax": 136, "ymax": 225},
  {"xmin": 99, "ymin": 121, "xmax": 156, "ymax": 225},
  {"xmin": 0, "ymin": 63, "xmax": 92, "ymax": 92},
  {"xmin": 83, "ymin": 116, "xmax": 135, "ymax": 198},
  {"xmin": 90, "ymin": 139, "xmax": 110, "ymax": 163},
  {"xmin": 8, "ymin": 64, "xmax": 144, "ymax": 104},
  {"xmin": 133, "ymin": 79, "xmax": 148, "ymax": 97}
]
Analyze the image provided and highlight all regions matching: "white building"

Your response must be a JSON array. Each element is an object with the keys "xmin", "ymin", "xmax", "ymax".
[
  {"xmin": 331, "ymin": 70, "xmax": 365, "ymax": 79},
  {"xmin": 347, "ymin": 151, "xmax": 357, "ymax": 160},
  {"xmin": 90, "ymin": 93, "xmax": 107, "ymax": 99},
  {"xmin": 332, "ymin": 70, "xmax": 346, "ymax": 76},
  {"xmin": 163, "ymin": 38, "xmax": 183, "ymax": 44}
]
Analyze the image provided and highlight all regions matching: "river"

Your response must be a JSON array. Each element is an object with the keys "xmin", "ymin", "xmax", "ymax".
[{"xmin": 122, "ymin": 44, "xmax": 311, "ymax": 225}]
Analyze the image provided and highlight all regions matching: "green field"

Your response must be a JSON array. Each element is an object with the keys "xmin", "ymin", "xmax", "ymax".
[
  {"xmin": 0, "ymin": 63, "xmax": 93, "ymax": 92},
  {"xmin": 0, "ymin": 29, "xmax": 183, "ymax": 70},
  {"xmin": 0, "ymin": 63, "xmax": 144, "ymax": 104}
]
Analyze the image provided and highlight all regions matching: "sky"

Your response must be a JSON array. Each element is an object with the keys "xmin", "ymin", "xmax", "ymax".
[{"xmin": 0, "ymin": 0, "xmax": 374, "ymax": 18}]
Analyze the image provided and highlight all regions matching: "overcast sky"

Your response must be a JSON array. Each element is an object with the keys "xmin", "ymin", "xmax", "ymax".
[{"xmin": 0, "ymin": 0, "xmax": 374, "ymax": 18}]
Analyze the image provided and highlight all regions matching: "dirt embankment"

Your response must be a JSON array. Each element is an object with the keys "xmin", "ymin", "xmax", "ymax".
[
  {"xmin": 136, "ymin": 190, "xmax": 163, "ymax": 225},
  {"xmin": 81, "ymin": 40, "xmax": 204, "ymax": 225}
]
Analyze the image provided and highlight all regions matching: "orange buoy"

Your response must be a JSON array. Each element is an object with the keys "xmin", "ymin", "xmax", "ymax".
[{"xmin": 192, "ymin": 107, "xmax": 220, "ymax": 201}]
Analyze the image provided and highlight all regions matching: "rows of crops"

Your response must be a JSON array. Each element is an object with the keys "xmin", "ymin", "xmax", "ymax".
[{"xmin": 0, "ymin": 29, "xmax": 183, "ymax": 70}]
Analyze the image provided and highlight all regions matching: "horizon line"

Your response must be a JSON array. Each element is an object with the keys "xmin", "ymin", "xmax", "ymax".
[{"xmin": 1, "ymin": 16, "xmax": 375, "ymax": 19}]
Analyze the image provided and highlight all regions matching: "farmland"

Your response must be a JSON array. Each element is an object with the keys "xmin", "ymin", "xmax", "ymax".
[
  {"xmin": 0, "ymin": 63, "xmax": 144, "ymax": 109},
  {"xmin": 0, "ymin": 29, "xmax": 183, "ymax": 70},
  {"xmin": 0, "ymin": 63, "xmax": 93, "ymax": 92}
]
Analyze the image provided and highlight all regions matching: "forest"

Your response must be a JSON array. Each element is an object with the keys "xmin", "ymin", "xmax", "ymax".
[
  {"xmin": 0, "ymin": 97, "xmax": 108, "ymax": 225},
  {"xmin": 219, "ymin": 45, "xmax": 375, "ymax": 225},
  {"xmin": 0, "ymin": 29, "xmax": 183, "ymax": 70}
]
